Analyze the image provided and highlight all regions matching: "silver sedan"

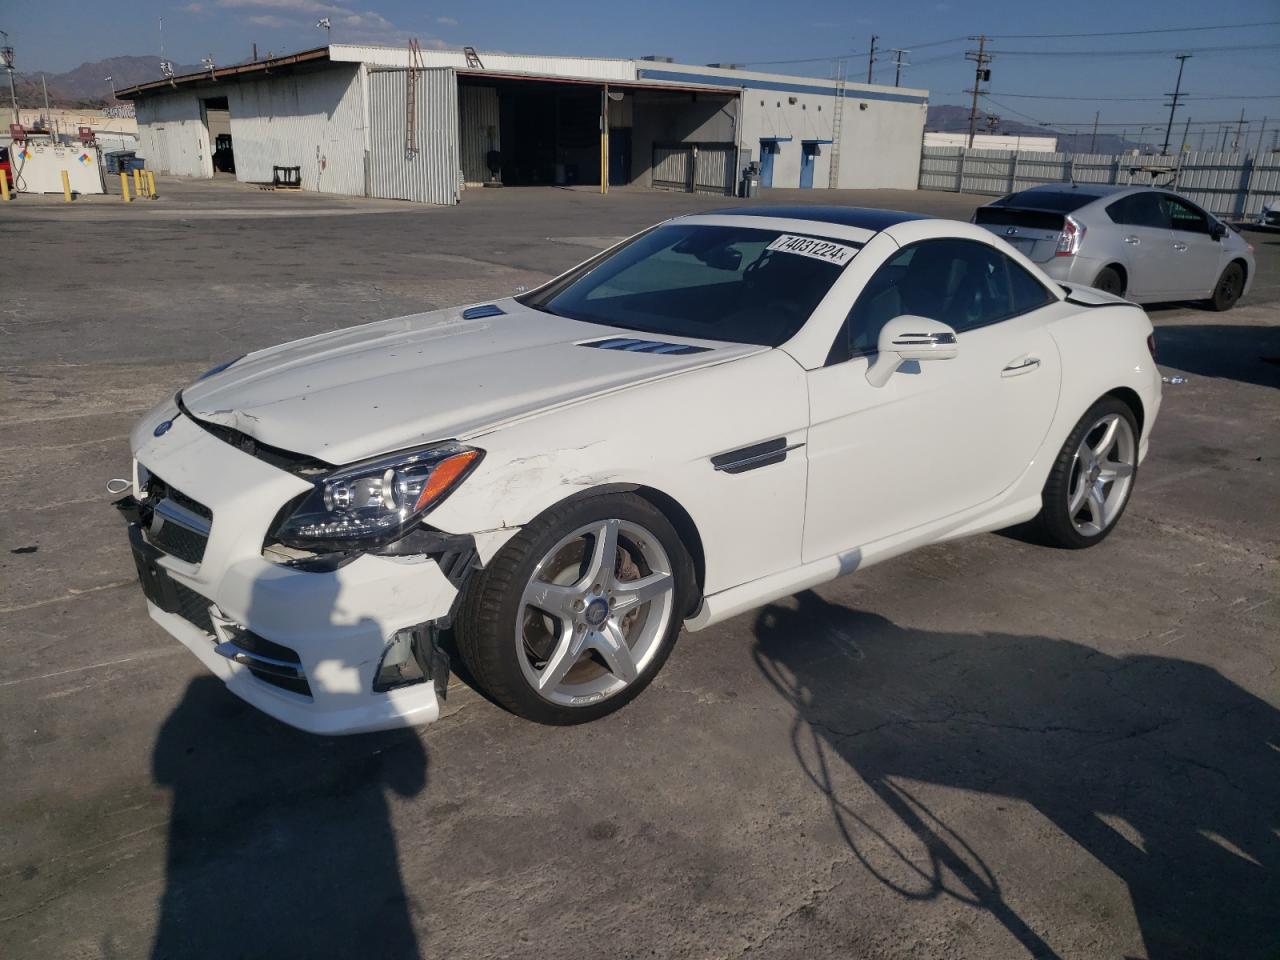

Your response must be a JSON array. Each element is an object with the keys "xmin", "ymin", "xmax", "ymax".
[{"xmin": 974, "ymin": 184, "xmax": 1255, "ymax": 310}]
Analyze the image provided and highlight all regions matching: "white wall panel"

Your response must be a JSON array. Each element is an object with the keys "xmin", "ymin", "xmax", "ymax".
[
  {"xmin": 134, "ymin": 92, "xmax": 210, "ymax": 178},
  {"xmin": 227, "ymin": 63, "xmax": 365, "ymax": 195},
  {"xmin": 368, "ymin": 68, "xmax": 459, "ymax": 205}
]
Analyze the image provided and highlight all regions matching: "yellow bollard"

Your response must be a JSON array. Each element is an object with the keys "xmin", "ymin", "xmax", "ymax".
[
  {"xmin": 146, "ymin": 170, "xmax": 157, "ymax": 198},
  {"xmin": 61, "ymin": 170, "xmax": 73, "ymax": 202},
  {"xmin": 133, "ymin": 168, "xmax": 142, "ymax": 196},
  {"xmin": 1, "ymin": 174, "xmax": 10, "ymax": 201},
  {"xmin": 120, "ymin": 171, "xmax": 131, "ymax": 202}
]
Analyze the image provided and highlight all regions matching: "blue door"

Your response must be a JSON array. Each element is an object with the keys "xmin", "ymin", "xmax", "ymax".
[
  {"xmin": 799, "ymin": 143, "xmax": 817, "ymax": 189},
  {"xmin": 758, "ymin": 140, "xmax": 775, "ymax": 188}
]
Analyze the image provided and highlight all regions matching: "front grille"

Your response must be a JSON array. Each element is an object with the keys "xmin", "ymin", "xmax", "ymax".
[
  {"xmin": 150, "ymin": 520, "xmax": 208, "ymax": 564},
  {"xmin": 172, "ymin": 580, "xmax": 216, "ymax": 635},
  {"xmin": 141, "ymin": 474, "xmax": 211, "ymax": 564}
]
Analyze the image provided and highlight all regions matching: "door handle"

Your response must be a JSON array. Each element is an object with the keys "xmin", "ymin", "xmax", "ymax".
[
  {"xmin": 1001, "ymin": 356, "xmax": 1041, "ymax": 377},
  {"xmin": 1123, "ymin": 236, "xmax": 1140, "ymax": 245},
  {"xmin": 1172, "ymin": 241, "xmax": 1188, "ymax": 251}
]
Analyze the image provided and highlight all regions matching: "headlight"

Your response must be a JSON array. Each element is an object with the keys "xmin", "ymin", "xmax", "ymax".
[{"xmin": 273, "ymin": 442, "xmax": 483, "ymax": 550}]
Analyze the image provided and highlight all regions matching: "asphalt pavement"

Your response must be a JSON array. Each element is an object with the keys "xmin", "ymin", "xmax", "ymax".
[{"xmin": 1, "ymin": 179, "xmax": 1277, "ymax": 960}]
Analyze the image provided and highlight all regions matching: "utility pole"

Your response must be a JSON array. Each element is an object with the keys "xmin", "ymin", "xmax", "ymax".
[
  {"xmin": 1232, "ymin": 108, "xmax": 1245, "ymax": 152},
  {"xmin": 1220, "ymin": 124, "xmax": 1230, "ymax": 151},
  {"xmin": 1256, "ymin": 117, "xmax": 1268, "ymax": 158},
  {"xmin": 866, "ymin": 34, "xmax": 878, "ymax": 84},
  {"xmin": 1089, "ymin": 111, "xmax": 1099, "ymax": 153},
  {"xmin": 891, "ymin": 48, "xmax": 909, "ymax": 87},
  {"xmin": 965, "ymin": 35, "xmax": 992, "ymax": 149},
  {"xmin": 1161, "ymin": 53, "xmax": 1190, "ymax": 156},
  {"xmin": 1, "ymin": 32, "xmax": 17, "ymax": 126}
]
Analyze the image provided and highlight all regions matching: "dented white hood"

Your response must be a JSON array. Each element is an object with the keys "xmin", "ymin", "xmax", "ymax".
[{"xmin": 180, "ymin": 300, "xmax": 760, "ymax": 465}]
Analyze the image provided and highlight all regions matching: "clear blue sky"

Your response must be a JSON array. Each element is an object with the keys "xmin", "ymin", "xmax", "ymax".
[{"xmin": 5, "ymin": 0, "xmax": 1279, "ymax": 140}]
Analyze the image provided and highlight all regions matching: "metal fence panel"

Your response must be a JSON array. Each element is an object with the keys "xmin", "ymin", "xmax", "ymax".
[
  {"xmin": 693, "ymin": 143, "xmax": 735, "ymax": 195},
  {"xmin": 368, "ymin": 67, "xmax": 459, "ymax": 205},
  {"xmin": 919, "ymin": 145, "xmax": 1279, "ymax": 218},
  {"xmin": 652, "ymin": 145, "xmax": 690, "ymax": 191}
]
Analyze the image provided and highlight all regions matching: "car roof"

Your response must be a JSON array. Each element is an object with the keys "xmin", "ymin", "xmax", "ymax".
[
  {"xmin": 1007, "ymin": 183, "xmax": 1130, "ymax": 199},
  {"xmin": 703, "ymin": 205, "xmax": 934, "ymax": 232}
]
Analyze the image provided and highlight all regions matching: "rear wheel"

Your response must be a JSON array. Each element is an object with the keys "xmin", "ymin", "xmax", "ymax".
[
  {"xmin": 1208, "ymin": 262, "xmax": 1244, "ymax": 312},
  {"xmin": 1031, "ymin": 397, "xmax": 1139, "ymax": 549},
  {"xmin": 1093, "ymin": 266, "xmax": 1125, "ymax": 297},
  {"xmin": 456, "ymin": 493, "xmax": 693, "ymax": 724}
]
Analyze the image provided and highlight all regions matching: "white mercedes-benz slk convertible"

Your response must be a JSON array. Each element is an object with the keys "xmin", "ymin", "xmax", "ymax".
[{"xmin": 118, "ymin": 207, "xmax": 1161, "ymax": 735}]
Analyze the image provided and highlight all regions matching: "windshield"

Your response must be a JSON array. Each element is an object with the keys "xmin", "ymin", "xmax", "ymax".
[{"xmin": 521, "ymin": 224, "xmax": 859, "ymax": 346}]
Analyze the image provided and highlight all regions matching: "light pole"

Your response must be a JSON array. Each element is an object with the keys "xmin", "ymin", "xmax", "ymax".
[
  {"xmin": 317, "ymin": 18, "xmax": 331, "ymax": 43},
  {"xmin": 105, "ymin": 75, "xmax": 116, "ymax": 98},
  {"xmin": 1, "ymin": 32, "xmax": 18, "ymax": 126}
]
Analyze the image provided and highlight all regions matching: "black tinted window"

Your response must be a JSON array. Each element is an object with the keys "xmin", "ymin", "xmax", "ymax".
[
  {"xmin": 833, "ymin": 239, "xmax": 1054, "ymax": 362},
  {"xmin": 526, "ymin": 224, "xmax": 855, "ymax": 346},
  {"xmin": 991, "ymin": 190, "xmax": 1096, "ymax": 213},
  {"xmin": 1162, "ymin": 195, "xmax": 1210, "ymax": 234},
  {"xmin": 1107, "ymin": 192, "xmax": 1169, "ymax": 229}
]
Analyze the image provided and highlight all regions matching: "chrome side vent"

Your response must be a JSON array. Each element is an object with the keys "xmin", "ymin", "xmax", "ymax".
[
  {"xmin": 461, "ymin": 304, "xmax": 506, "ymax": 320},
  {"xmin": 581, "ymin": 337, "xmax": 710, "ymax": 356}
]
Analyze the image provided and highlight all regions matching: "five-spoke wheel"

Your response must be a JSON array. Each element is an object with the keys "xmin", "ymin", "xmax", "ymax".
[
  {"xmin": 1032, "ymin": 397, "xmax": 1140, "ymax": 548},
  {"xmin": 456, "ymin": 493, "xmax": 692, "ymax": 724}
]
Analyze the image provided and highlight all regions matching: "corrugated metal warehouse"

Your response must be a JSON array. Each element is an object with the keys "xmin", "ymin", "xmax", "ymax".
[{"xmin": 120, "ymin": 45, "xmax": 928, "ymax": 203}]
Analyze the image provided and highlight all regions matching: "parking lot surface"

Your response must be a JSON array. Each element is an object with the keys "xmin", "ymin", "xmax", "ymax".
[{"xmin": 1, "ymin": 180, "xmax": 1277, "ymax": 960}]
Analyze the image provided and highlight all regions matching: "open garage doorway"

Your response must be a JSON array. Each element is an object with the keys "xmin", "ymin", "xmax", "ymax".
[
  {"xmin": 201, "ymin": 96, "xmax": 234, "ymax": 176},
  {"xmin": 457, "ymin": 75, "xmax": 739, "ymax": 194}
]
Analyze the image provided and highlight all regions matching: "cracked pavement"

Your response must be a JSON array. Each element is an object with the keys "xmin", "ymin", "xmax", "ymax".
[{"xmin": 1, "ymin": 180, "xmax": 1277, "ymax": 960}]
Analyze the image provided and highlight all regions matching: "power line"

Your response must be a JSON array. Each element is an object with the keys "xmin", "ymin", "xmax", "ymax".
[
  {"xmin": 986, "ymin": 20, "xmax": 1280, "ymax": 39},
  {"xmin": 962, "ymin": 91, "xmax": 1280, "ymax": 102},
  {"xmin": 986, "ymin": 42, "xmax": 1280, "ymax": 57}
]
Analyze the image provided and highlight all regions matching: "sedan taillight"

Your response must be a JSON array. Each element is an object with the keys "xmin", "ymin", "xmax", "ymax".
[
  {"xmin": 1055, "ymin": 215, "xmax": 1085, "ymax": 257},
  {"xmin": 1147, "ymin": 334, "xmax": 1157, "ymax": 360}
]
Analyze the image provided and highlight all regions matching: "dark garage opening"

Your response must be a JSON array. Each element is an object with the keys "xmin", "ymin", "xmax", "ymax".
[{"xmin": 457, "ymin": 75, "xmax": 739, "ymax": 194}]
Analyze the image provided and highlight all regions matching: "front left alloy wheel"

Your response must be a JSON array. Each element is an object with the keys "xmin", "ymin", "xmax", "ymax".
[{"xmin": 456, "ymin": 493, "xmax": 694, "ymax": 724}]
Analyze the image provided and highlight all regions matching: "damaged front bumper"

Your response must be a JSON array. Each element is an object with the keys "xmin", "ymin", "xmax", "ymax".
[{"xmin": 120, "ymin": 410, "xmax": 475, "ymax": 736}]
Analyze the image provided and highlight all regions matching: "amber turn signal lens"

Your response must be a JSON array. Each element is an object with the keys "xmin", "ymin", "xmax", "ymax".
[{"xmin": 414, "ymin": 449, "xmax": 482, "ymax": 511}]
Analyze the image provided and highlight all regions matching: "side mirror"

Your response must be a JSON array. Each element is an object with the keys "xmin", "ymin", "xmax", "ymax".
[
  {"xmin": 866, "ymin": 315, "xmax": 959, "ymax": 388},
  {"xmin": 1209, "ymin": 220, "xmax": 1226, "ymax": 241}
]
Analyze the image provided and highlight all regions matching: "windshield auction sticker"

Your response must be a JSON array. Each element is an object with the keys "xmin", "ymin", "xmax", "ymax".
[{"xmin": 766, "ymin": 234, "xmax": 858, "ymax": 266}]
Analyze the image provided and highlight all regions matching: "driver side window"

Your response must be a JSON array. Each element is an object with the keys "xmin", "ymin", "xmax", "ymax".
[{"xmin": 829, "ymin": 238, "xmax": 1054, "ymax": 364}]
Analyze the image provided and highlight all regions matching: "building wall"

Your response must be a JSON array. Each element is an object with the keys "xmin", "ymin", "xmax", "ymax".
[
  {"xmin": 635, "ymin": 64, "xmax": 928, "ymax": 190},
  {"xmin": 924, "ymin": 131, "xmax": 1058, "ymax": 153},
  {"xmin": 135, "ymin": 91, "xmax": 211, "ymax": 178},
  {"xmin": 227, "ymin": 63, "xmax": 366, "ymax": 195},
  {"xmin": 331, "ymin": 45, "xmax": 635, "ymax": 82}
]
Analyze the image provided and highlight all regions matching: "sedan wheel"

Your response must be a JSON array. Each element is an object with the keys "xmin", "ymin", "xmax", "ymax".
[
  {"xmin": 517, "ymin": 519, "xmax": 675, "ymax": 707},
  {"xmin": 1065, "ymin": 412, "xmax": 1136, "ymax": 537},
  {"xmin": 456, "ymin": 493, "xmax": 692, "ymax": 724},
  {"xmin": 1209, "ymin": 262, "xmax": 1244, "ymax": 312},
  {"xmin": 1031, "ymin": 397, "xmax": 1139, "ymax": 549}
]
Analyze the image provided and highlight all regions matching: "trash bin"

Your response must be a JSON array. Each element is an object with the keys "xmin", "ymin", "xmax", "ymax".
[
  {"xmin": 105, "ymin": 151, "xmax": 136, "ymax": 174},
  {"xmin": 123, "ymin": 156, "xmax": 147, "ymax": 172},
  {"xmin": 741, "ymin": 161, "xmax": 760, "ymax": 199}
]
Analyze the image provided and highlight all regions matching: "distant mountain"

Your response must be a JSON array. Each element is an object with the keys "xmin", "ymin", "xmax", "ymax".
[
  {"xmin": 927, "ymin": 103, "xmax": 1140, "ymax": 155},
  {"xmin": 15, "ymin": 56, "xmax": 203, "ymax": 107}
]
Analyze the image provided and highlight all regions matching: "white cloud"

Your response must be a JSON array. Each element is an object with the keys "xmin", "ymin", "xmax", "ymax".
[
  {"xmin": 436, "ymin": 15, "xmax": 457, "ymax": 26},
  {"xmin": 180, "ymin": 2, "xmax": 207, "ymax": 12},
  {"xmin": 217, "ymin": 0, "xmax": 420, "ymax": 43},
  {"xmin": 247, "ymin": 13, "xmax": 288, "ymax": 26}
]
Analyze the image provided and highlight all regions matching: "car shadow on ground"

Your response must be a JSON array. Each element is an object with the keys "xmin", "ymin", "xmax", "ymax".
[
  {"xmin": 1154, "ymin": 323, "xmax": 1280, "ymax": 389},
  {"xmin": 148, "ymin": 566, "xmax": 429, "ymax": 960},
  {"xmin": 751, "ymin": 591, "xmax": 1279, "ymax": 960}
]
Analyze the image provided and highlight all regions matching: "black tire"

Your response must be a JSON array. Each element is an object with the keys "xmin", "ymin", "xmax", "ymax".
[
  {"xmin": 1208, "ymin": 261, "xmax": 1245, "ymax": 312},
  {"xmin": 1093, "ymin": 266, "xmax": 1125, "ymax": 297},
  {"xmin": 455, "ymin": 492, "xmax": 695, "ymax": 725},
  {"xmin": 1030, "ymin": 397, "xmax": 1139, "ymax": 550}
]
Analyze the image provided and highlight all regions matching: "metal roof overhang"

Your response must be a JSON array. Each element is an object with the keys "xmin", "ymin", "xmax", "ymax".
[
  {"xmin": 455, "ymin": 69, "xmax": 740, "ymax": 97},
  {"xmin": 117, "ymin": 47, "xmax": 331, "ymax": 98},
  {"xmin": 760, "ymin": 136, "xmax": 793, "ymax": 142},
  {"xmin": 802, "ymin": 138, "xmax": 834, "ymax": 144}
]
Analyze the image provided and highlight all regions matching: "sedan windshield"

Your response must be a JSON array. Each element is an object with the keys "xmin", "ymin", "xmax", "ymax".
[{"xmin": 521, "ymin": 224, "xmax": 859, "ymax": 346}]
